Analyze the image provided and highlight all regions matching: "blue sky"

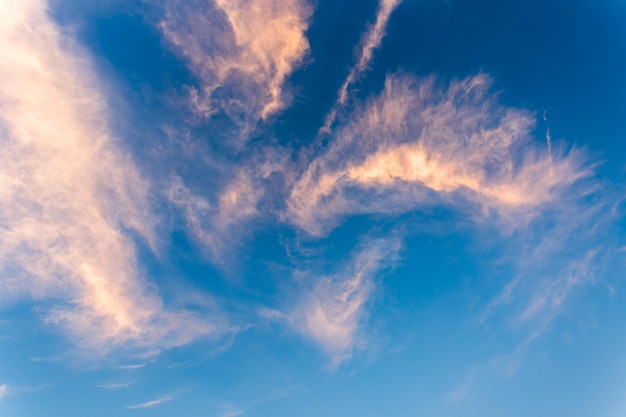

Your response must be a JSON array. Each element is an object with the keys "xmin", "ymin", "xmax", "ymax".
[{"xmin": 1, "ymin": 0, "xmax": 626, "ymax": 416}]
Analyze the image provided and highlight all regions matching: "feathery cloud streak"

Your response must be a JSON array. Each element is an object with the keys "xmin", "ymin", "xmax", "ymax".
[
  {"xmin": 159, "ymin": 0, "xmax": 311, "ymax": 134},
  {"xmin": 338, "ymin": 0, "xmax": 402, "ymax": 106},
  {"xmin": 167, "ymin": 148, "xmax": 290, "ymax": 265},
  {"xmin": 127, "ymin": 394, "xmax": 173, "ymax": 409},
  {"xmin": 322, "ymin": 0, "xmax": 402, "ymax": 133},
  {"xmin": 288, "ymin": 238, "xmax": 402, "ymax": 364},
  {"xmin": 0, "ymin": 0, "xmax": 224, "ymax": 354},
  {"xmin": 288, "ymin": 73, "xmax": 589, "ymax": 236}
]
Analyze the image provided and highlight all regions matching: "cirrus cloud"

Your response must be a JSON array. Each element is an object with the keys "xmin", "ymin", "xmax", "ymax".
[
  {"xmin": 158, "ymin": 0, "xmax": 312, "ymax": 139},
  {"xmin": 0, "ymin": 0, "xmax": 228, "ymax": 357},
  {"xmin": 287, "ymin": 73, "xmax": 589, "ymax": 236}
]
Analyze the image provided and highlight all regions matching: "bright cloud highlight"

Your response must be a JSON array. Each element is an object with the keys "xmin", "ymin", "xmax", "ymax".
[
  {"xmin": 159, "ymin": 0, "xmax": 311, "ymax": 136},
  {"xmin": 0, "ymin": 0, "xmax": 226, "ymax": 356},
  {"xmin": 288, "ymin": 74, "xmax": 588, "ymax": 236}
]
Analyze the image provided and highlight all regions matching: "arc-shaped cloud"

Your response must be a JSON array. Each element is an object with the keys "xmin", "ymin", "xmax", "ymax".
[{"xmin": 288, "ymin": 74, "xmax": 589, "ymax": 236}]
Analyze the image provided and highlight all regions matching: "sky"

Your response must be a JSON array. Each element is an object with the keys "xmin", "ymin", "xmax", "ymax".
[{"xmin": 1, "ymin": 0, "xmax": 626, "ymax": 416}]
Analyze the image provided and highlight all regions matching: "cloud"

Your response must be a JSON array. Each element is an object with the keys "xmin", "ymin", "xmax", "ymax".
[
  {"xmin": 0, "ymin": 0, "xmax": 227, "ymax": 356},
  {"xmin": 322, "ymin": 0, "xmax": 402, "ymax": 132},
  {"xmin": 480, "ymin": 192, "xmax": 616, "ymax": 332},
  {"xmin": 97, "ymin": 382, "xmax": 133, "ymax": 390},
  {"xmin": 287, "ymin": 73, "xmax": 589, "ymax": 236},
  {"xmin": 168, "ymin": 174, "xmax": 261, "ymax": 264},
  {"xmin": 288, "ymin": 238, "xmax": 402, "ymax": 364},
  {"xmin": 216, "ymin": 384, "xmax": 312, "ymax": 417},
  {"xmin": 0, "ymin": 383, "xmax": 52, "ymax": 401},
  {"xmin": 284, "ymin": 71, "xmax": 609, "ymax": 368},
  {"xmin": 158, "ymin": 0, "xmax": 311, "ymax": 137},
  {"xmin": 338, "ymin": 0, "xmax": 402, "ymax": 106},
  {"xmin": 220, "ymin": 405, "xmax": 247, "ymax": 417},
  {"xmin": 446, "ymin": 370, "xmax": 477, "ymax": 405},
  {"xmin": 127, "ymin": 394, "xmax": 173, "ymax": 410},
  {"xmin": 168, "ymin": 148, "xmax": 289, "ymax": 265}
]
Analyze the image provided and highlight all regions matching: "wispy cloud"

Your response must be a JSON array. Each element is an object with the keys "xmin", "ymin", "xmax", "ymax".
[
  {"xmin": 287, "ymin": 73, "xmax": 588, "ymax": 236},
  {"xmin": 446, "ymin": 370, "xmax": 477, "ymax": 405},
  {"xmin": 0, "ymin": 0, "xmax": 228, "ymax": 356},
  {"xmin": 322, "ymin": 0, "xmax": 402, "ymax": 133},
  {"xmin": 479, "ymin": 192, "xmax": 617, "ymax": 337},
  {"xmin": 159, "ymin": 0, "xmax": 311, "ymax": 139},
  {"xmin": 220, "ymin": 405, "xmax": 247, "ymax": 417},
  {"xmin": 168, "ymin": 148, "xmax": 290, "ymax": 265},
  {"xmin": 287, "ymin": 238, "xmax": 402, "ymax": 364},
  {"xmin": 216, "ymin": 384, "xmax": 313, "ymax": 417},
  {"xmin": 284, "ymin": 69, "xmax": 616, "ymax": 372},
  {"xmin": 338, "ymin": 0, "xmax": 402, "ymax": 105},
  {"xmin": 0, "ymin": 383, "xmax": 50, "ymax": 400},
  {"xmin": 97, "ymin": 382, "xmax": 133, "ymax": 390},
  {"xmin": 127, "ymin": 394, "xmax": 174, "ymax": 410},
  {"xmin": 116, "ymin": 363, "xmax": 147, "ymax": 370}
]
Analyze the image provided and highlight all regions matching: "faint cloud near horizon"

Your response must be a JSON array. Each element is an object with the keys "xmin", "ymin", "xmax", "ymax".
[{"xmin": 127, "ymin": 394, "xmax": 174, "ymax": 410}]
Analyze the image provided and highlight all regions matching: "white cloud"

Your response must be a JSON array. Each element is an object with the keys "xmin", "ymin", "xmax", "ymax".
[
  {"xmin": 287, "ymin": 73, "xmax": 589, "ymax": 236},
  {"xmin": 285, "ymin": 71, "xmax": 607, "ymax": 368},
  {"xmin": 0, "ymin": 0, "xmax": 228, "ymax": 356},
  {"xmin": 289, "ymin": 238, "xmax": 402, "ymax": 364},
  {"xmin": 127, "ymin": 394, "xmax": 173, "ymax": 410},
  {"xmin": 97, "ymin": 382, "xmax": 133, "ymax": 390},
  {"xmin": 116, "ymin": 363, "xmax": 147, "ymax": 370},
  {"xmin": 220, "ymin": 405, "xmax": 247, "ymax": 417},
  {"xmin": 0, "ymin": 384, "xmax": 7, "ymax": 399},
  {"xmin": 338, "ymin": 0, "xmax": 402, "ymax": 106},
  {"xmin": 168, "ymin": 163, "xmax": 269, "ymax": 265},
  {"xmin": 159, "ymin": 0, "xmax": 311, "ymax": 138},
  {"xmin": 322, "ymin": 0, "xmax": 402, "ymax": 132},
  {"xmin": 165, "ymin": 142, "xmax": 294, "ymax": 266}
]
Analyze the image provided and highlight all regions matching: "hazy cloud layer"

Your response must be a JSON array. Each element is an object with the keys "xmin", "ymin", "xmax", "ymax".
[
  {"xmin": 288, "ymin": 73, "xmax": 589, "ymax": 236},
  {"xmin": 479, "ymin": 187, "xmax": 617, "ymax": 344},
  {"xmin": 159, "ymin": 0, "xmax": 311, "ymax": 137},
  {"xmin": 0, "ymin": 0, "xmax": 226, "ymax": 355}
]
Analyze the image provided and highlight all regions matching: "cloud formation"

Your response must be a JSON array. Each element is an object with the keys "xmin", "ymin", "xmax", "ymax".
[
  {"xmin": 0, "ymin": 0, "xmax": 225, "ymax": 355},
  {"xmin": 289, "ymin": 238, "xmax": 402, "ymax": 364},
  {"xmin": 337, "ymin": 0, "xmax": 402, "ymax": 106},
  {"xmin": 322, "ymin": 0, "xmax": 402, "ymax": 132},
  {"xmin": 127, "ymin": 394, "xmax": 173, "ymax": 409},
  {"xmin": 97, "ymin": 382, "xmax": 133, "ymax": 390},
  {"xmin": 168, "ymin": 148, "xmax": 290, "ymax": 265},
  {"xmin": 479, "ymin": 188, "xmax": 616, "ymax": 340},
  {"xmin": 159, "ymin": 0, "xmax": 311, "ymax": 136},
  {"xmin": 288, "ymin": 73, "xmax": 589, "ymax": 236}
]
